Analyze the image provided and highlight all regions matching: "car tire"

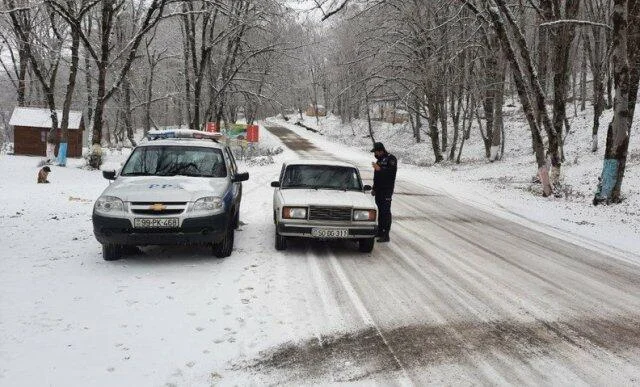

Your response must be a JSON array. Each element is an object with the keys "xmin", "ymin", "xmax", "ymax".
[
  {"xmin": 275, "ymin": 231, "xmax": 287, "ymax": 251},
  {"xmin": 102, "ymin": 243, "xmax": 123, "ymax": 261},
  {"xmin": 213, "ymin": 224, "xmax": 234, "ymax": 258},
  {"xmin": 358, "ymin": 238, "xmax": 375, "ymax": 253},
  {"xmin": 233, "ymin": 210, "xmax": 240, "ymax": 229}
]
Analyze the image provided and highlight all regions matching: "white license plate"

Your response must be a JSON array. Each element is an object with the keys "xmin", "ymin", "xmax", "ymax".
[
  {"xmin": 134, "ymin": 218, "xmax": 179, "ymax": 228},
  {"xmin": 311, "ymin": 228, "xmax": 349, "ymax": 238}
]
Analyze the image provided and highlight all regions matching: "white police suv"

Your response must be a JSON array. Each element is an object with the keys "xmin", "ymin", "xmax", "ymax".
[{"xmin": 92, "ymin": 129, "xmax": 249, "ymax": 260}]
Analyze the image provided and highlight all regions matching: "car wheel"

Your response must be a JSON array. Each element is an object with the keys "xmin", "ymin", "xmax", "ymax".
[
  {"xmin": 102, "ymin": 243, "xmax": 123, "ymax": 261},
  {"xmin": 275, "ymin": 231, "xmax": 287, "ymax": 251},
  {"xmin": 358, "ymin": 238, "xmax": 375, "ymax": 253},
  {"xmin": 213, "ymin": 224, "xmax": 234, "ymax": 258},
  {"xmin": 233, "ymin": 209, "xmax": 240, "ymax": 229}
]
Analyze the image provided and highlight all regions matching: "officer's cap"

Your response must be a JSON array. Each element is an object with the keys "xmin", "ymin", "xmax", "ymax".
[{"xmin": 370, "ymin": 142, "xmax": 385, "ymax": 152}]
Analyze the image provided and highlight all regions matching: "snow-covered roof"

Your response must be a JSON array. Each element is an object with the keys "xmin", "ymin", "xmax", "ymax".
[{"xmin": 9, "ymin": 107, "xmax": 83, "ymax": 130}]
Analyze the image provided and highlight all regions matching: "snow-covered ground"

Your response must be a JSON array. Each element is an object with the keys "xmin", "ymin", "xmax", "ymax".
[
  {"xmin": 0, "ymin": 130, "xmax": 291, "ymax": 386},
  {"xmin": 1, "ymin": 105, "xmax": 639, "ymax": 385},
  {"xmin": 275, "ymin": 104, "xmax": 640, "ymax": 258}
]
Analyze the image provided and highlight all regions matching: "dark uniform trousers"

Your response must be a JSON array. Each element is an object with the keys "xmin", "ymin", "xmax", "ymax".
[
  {"xmin": 375, "ymin": 190, "xmax": 393, "ymax": 236},
  {"xmin": 373, "ymin": 152, "xmax": 397, "ymax": 239}
]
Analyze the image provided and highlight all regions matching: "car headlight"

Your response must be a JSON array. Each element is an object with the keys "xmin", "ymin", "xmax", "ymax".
[
  {"xmin": 353, "ymin": 209, "xmax": 376, "ymax": 221},
  {"xmin": 282, "ymin": 206, "xmax": 307, "ymax": 219},
  {"xmin": 191, "ymin": 196, "xmax": 224, "ymax": 214},
  {"xmin": 94, "ymin": 196, "xmax": 126, "ymax": 215}
]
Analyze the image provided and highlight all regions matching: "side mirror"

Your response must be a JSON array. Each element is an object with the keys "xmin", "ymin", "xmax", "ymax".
[
  {"xmin": 271, "ymin": 181, "xmax": 280, "ymax": 188},
  {"xmin": 232, "ymin": 172, "xmax": 249, "ymax": 182},
  {"xmin": 103, "ymin": 170, "xmax": 116, "ymax": 180},
  {"xmin": 363, "ymin": 184, "xmax": 372, "ymax": 191}
]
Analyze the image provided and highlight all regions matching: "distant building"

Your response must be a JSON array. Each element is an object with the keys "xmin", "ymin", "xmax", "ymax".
[
  {"xmin": 382, "ymin": 107, "xmax": 410, "ymax": 124},
  {"xmin": 305, "ymin": 104, "xmax": 327, "ymax": 117},
  {"xmin": 369, "ymin": 95, "xmax": 409, "ymax": 124},
  {"xmin": 9, "ymin": 107, "xmax": 85, "ymax": 157}
]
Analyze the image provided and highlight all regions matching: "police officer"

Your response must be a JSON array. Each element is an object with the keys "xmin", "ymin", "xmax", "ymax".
[{"xmin": 371, "ymin": 142, "xmax": 397, "ymax": 242}]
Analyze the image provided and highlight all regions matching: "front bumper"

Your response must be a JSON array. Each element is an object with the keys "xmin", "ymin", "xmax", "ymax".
[
  {"xmin": 93, "ymin": 213, "xmax": 228, "ymax": 246},
  {"xmin": 277, "ymin": 223, "xmax": 377, "ymax": 239}
]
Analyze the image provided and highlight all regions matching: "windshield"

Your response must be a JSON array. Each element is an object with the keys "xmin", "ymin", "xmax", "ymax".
[
  {"xmin": 282, "ymin": 164, "xmax": 362, "ymax": 191},
  {"xmin": 121, "ymin": 146, "xmax": 227, "ymax": 177}
]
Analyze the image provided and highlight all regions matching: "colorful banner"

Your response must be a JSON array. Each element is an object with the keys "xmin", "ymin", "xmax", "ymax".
[{"xmin": 203, "ymin": 123, "xmax": 258, "ymax": 142}]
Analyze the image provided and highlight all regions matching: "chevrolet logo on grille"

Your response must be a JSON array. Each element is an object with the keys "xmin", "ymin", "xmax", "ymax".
[{"xmin": 149, "ymin": 203, "xmax": 167, "ymax": 211}]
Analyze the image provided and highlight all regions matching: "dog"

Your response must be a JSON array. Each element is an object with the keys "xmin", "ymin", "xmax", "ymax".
[{"xmin": 37, "ymin": 166, "xmax": 51, "ymax": 183}]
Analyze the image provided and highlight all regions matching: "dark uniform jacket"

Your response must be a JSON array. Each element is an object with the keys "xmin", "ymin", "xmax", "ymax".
[{"xmin": 373, "ymin": 153, "xmax": 397, "ymax": 195}]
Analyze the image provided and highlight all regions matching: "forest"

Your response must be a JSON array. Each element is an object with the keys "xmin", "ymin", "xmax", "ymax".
[{"xmin": 0, "ymin": 0, "xmax": 638, "ymax": 203}]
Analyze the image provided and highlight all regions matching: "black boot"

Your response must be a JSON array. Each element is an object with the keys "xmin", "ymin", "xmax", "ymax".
[{"xmin": 377, "ymin": 234, "xmax": 390, "ymax": 242}]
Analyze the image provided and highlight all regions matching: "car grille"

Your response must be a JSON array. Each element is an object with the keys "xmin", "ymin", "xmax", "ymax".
[
  {"xmin": 130, "ymin": 202, "xmax": 187, "ymax": 216},
  {"xmin": 308, "ymin": 206, "xmax": 351, "ymax": 221}
]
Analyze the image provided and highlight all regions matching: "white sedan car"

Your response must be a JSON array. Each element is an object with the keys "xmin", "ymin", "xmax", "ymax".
[{"xmin": 271, "ymin": 159, "xmax": 378, "ymax": 252}]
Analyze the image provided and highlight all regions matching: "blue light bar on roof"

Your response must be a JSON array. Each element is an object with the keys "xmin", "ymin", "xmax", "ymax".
[{"xmin": 147, "ymin": 129, "xmax": 223, "ymax": 141}]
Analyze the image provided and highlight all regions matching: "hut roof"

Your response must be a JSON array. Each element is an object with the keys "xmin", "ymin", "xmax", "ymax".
[{"xmin": 9, "ymin": 107, "xmax": 83, "ymax": 130}]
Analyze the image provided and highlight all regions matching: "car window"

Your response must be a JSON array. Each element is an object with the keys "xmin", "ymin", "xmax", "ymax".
[
  {"xmin": 224, "ymin": 147, "xmax": 237, "ymax": 176},
  {"xmin": 121, "ymin": 146, "xmax": 227, "ymax": 177},
  {"xmin": 281, "ymin": 165, "xmax": 362, "ymax": 191}
]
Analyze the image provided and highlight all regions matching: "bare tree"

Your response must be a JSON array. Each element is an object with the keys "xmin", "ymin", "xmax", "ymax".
[
  {"xmin": 5, "ymin": 0, "xmax": 66, "ymax": 159},
  {"xmin": 594, "ymin": 0, "xmax": 640, "ymax": 204},
  {"xmin": 49, "ymin": 0, "xmax": 168, "ymax": 167},
  {"xmin": 0, "ymin": 1, "xmax": 31, "ymax": 106}
]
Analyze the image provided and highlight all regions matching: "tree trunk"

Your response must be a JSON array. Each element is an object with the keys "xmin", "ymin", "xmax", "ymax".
[
  {"xmin": 122, "ymin": 76, "xmax": 135, "ymax": 147},
  {"xmin": 487, "ymin": 7, "xmax": 546, "ymax": 175},
  {"xmin": 550, "ymin": 0, "xmax": 580, "ymax": 171},
  {"xmin": 594, "ymin": 0, "xmax": 638, "ymax": 204},
  {"xmin": 457, "ymin": 99, "xmax": 475, "ymax": 164},
  {"xmin": 59, "ymin": 25, "xmax": 81, "ymax": 166},
  {"xmin": 580, "ymin": 38, "xmax": 587, "ymax": 111},
  {"xmin": 495, "ymin": 1, "xmax": 556, "ymax": 195},
  {"xmin": 482, "ymin": 84, "xmax": 494, "ymax": 159},
  {"xmin": 365, "ymin": 90, "xmax": 375, "ymax": 144},
  {"xmin": 17, "ymin": 43, "xmax": 28, "ymax": 106},
  {"xmin": 427, "ymin": 101, "xmax": 443, "ymax": 163},
  {"xmin": 414, "ymin": 97, "xmax": 422, "ymax": 143},
  {"xmin": 585, "ymin": 24, "xmax": 606, "ymax": 152},
  {"xmin": 490, "ymin": 57, "xmax": 507, "ymax": 161},
  {"xmin": 439, "ymin": 93, "xmax": 447, "ymax": 152},
  {"xmin": 83, "ymin": 15, "xmax": 94, "ymax": 127}
]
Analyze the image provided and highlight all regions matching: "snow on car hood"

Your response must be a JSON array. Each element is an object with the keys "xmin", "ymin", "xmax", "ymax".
[
  {"xmin": 101, "ymin": 176, "xmax": 229, "ymax": 202},
  {"xmin": 278, "ymin": 189, "xmax": 376, "ymax": 209}
]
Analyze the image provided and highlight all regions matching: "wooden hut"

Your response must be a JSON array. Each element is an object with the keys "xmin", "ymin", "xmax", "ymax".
[
  {"xmin": 9, "ymin": 107, "xmax": 85, "ymax": 157},
  {"xmin": 305, "ymin": 104, "xmax": 327, "ymax": 117}
]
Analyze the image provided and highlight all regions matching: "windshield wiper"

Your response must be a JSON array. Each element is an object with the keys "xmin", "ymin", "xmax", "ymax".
[
  {"xmin": 174, "ymin": 172, "xmax": 205, "ymax": 177},
  {"xmin": 121, "ymin": 172, "xmax": 153, "ymax": 176}
]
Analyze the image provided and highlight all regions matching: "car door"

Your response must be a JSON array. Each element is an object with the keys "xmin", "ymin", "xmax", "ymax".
[
  {"xmin": 224, "ymin": 147, "xmax": 242, "ymax": 207},
  {"xmin": 273, "ymin": 164, "xmax": 287, "ymax": 222}
]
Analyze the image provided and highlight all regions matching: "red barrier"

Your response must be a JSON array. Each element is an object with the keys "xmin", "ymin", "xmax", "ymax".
[
  {"xmin": 205, "ymin": 122, "xmax": 218, "ymax": 132},
  {"xmin": 247, "ymin": 125, "xmax": 259, "ymax": 142}
]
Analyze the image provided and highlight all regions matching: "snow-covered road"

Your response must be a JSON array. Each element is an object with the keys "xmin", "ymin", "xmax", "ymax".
[
  {"xmin": 251, "ymin": 125, "xmax": 640, "ymax": 384},
  {"xmin": 2, "ymin": 124, "xmax": 640, "ymax": 385}
]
